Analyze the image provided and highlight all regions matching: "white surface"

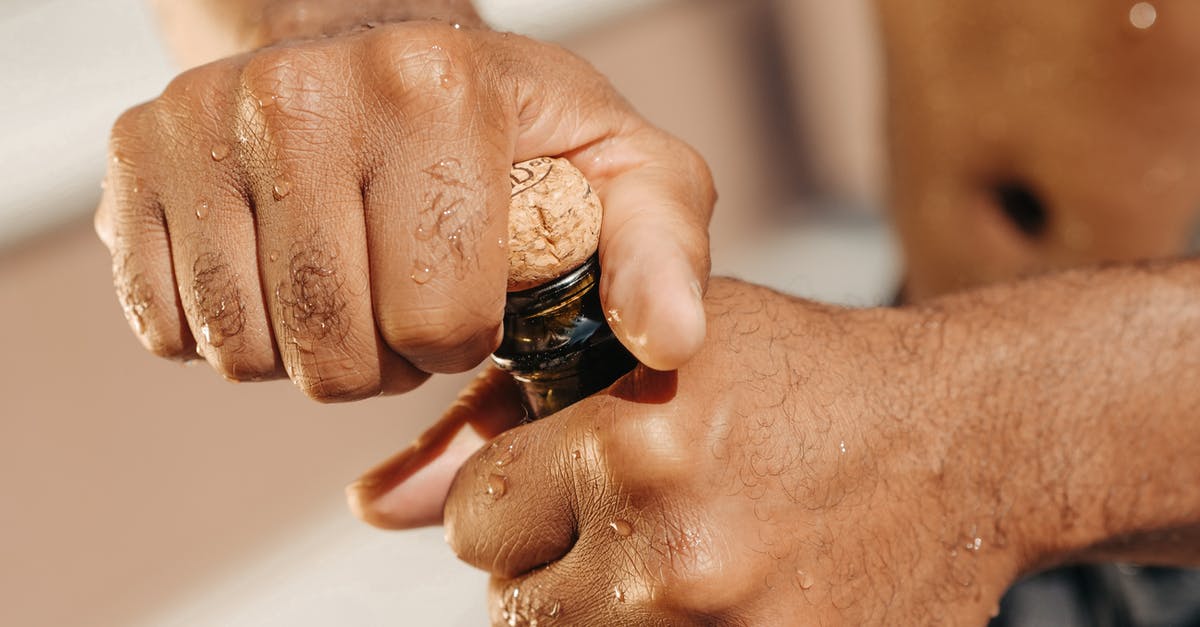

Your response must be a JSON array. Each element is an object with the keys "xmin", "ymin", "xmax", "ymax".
[
  {"xmin": 0, "ymin": 0, "xmax": 663, "ymax": 249},
  {"xmin": 145, "ymin": 518, "xmax": 488, "ymax": 627},
  {"xmin": 0, "ymin": 0, "xmax": 174, "ymax": 247}
]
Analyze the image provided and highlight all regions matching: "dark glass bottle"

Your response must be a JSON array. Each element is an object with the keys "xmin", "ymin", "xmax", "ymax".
[{"xmin": 491, "ymin": 255, "xmax": 638, "ymax": 419}]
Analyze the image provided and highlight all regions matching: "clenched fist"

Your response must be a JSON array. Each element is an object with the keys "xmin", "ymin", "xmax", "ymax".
[
  {"xmin": 95, "ymin": 20, "xmax": 714, "ymax": 401},
  {"xmin": 356, "ymin": 279, "xmax": 1027, "ymax": 624}
]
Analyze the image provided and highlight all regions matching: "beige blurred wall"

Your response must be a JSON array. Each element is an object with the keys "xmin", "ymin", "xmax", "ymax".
[{"xmin": 0, "ymin": 2, "xmax": 881, "ymax": 626}]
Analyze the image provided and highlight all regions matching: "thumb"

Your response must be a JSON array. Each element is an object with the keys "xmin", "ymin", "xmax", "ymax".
[
  {"xmin": 496, "ymin": 33, "xmax": 715, "ymax": 371},
  {"xmin": 347, "ymin": 367, "xmax": 526, "ymax": 530},
  {"xmin": 586, "ymin": 133, "xmax": 713, "ymax": 371}
]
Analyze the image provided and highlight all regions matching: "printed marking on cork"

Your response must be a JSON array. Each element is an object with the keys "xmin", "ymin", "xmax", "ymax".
[{"xmin": 509, "ymin": 157, "xmax": 555, "ymax": 196}]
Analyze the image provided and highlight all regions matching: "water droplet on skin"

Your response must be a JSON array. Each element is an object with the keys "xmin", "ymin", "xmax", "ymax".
[
  {"xmin": 119, "ymin": 287, "xmax": 150, "ymax": 335},
  {"xmin": 268, "ymin": 250, "xmax": 279, "ymax": 262},
  {"xmin": 273, "ymin": 180, "xmax": 292, "ymax": 200},
  {"xmin": 571, "ymin": 449, "xmax": 581, "ymax": 460},
  {"xmin": 606, "ymin": 308, "xmax": 623, "ymax": 324},
  {"xmin": 195, "ymin": 200, "xmax": 210, "ymax": 220},
  {"xmin": 609, "ymin": 519, "xmax": 633, "ymax": 537},
  {"xmin": 496, "ymin": 237, "xmax": 507, "ymax": 249},
  {"xmin": 200, "ymin": 323, "xmax": 212, "ymax": 344},
  {"xmin": 613, "ymin": 587, "xmax": 625, "ymax": 603},
  {"xmin": 452, "ymin": 22, "xmax": 462, "ymax": 30},
  {"xmin": 494, "ymin": 441, "xmax": 516, "ymax": 466},
  {"xmin": 839, "ymin": 440, "xmax": 847, "ymax": 454},
  {"xmin": 210, "ymin": 142, "xmax": 231, "ymax": 162},
  {"xmin": 547, "ymin": 601, "xmax": 560, "ymax": 617},
  {"xmin": 1130, "ymin": 2, "xmax": 1156, "ymax": 29},
  {"xmin": 798, "ymin": 570, "xmax": 815, "ymax": 590},
  {"xmin": 411, "ymin": 264, "xmax": 433, "ymax": 285},
  {"xmin": 487, "ymin": 473, "xmax": 507, "ymax": 497}
]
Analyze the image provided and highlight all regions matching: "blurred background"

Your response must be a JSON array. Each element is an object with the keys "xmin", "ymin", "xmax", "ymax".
[{"xmin": 0, "ymin": 1, "xmax": 895, "ymax": 625}]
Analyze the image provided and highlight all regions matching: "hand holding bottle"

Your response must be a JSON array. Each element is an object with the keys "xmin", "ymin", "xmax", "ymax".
[{"xmin": 95, "ymin": 20, "xmax": 715, "ymax": 401}]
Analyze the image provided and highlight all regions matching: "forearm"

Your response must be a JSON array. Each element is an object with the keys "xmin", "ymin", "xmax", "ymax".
[
  {"xmin": 919, "ymin": 260, "xmax": 1200, "ymax": 573},
  {"xmin": 149, "ymin": 0, "xmax": 482, "ymax": 67}
]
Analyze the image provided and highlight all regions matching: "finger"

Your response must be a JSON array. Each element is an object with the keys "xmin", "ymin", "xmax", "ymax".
[
  {"xmin": 361, "ymin": 26, "xmax": 510, "ymax": 375},
  {"xmin": 443, "ymin": 395, "xmax": 619, "ymax": 578},
  {"xmin": 104, "ymin": 102, "xmax": 195, "ymax": 359},
  {"xmin": 347, "ymin": 366, "xmax": 526, "ymax": 530},
  {"xmin": 238, "ymin": 46, "xmax": 427, "ymax": 401},
  {"xmin": 492, "ymin": 34, "xmax": 715, "ymax": 371},
  {"xmin": 154, "ymin": 65, "xmax": 281, "ymax": 381},
  {"xmin": 487, "ymin": 505, "xmax": 721, "ymax": 627},
  {"xmin": 589, "ymin": 138, "xmax": 713, "ymax": 372},
  {"xmin": 487, "ymin": 567, "xmax": 623, "ymax": 626}
]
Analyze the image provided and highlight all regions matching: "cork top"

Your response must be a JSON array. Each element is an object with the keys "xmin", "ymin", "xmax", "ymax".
[{"xmin": 506, "ymin": 157, "xmax": 602, "ymax": 291}]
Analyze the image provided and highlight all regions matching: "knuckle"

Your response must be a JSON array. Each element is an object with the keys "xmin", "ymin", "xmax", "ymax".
[
  {"xmin": 275, "ymin": 241, "xmax": 353, "ymax": 348},
  {"xmin": 111, "ymin": 253, "xmax": 184, "ymax": 358},
  {"xmin": 599, "ymin": 409, "xmax": 699, "ymax": 486},
  {"xmin": 109, "ymin": 102, "xmax": 157, "ymax": 160},
  {"xmin": 110, "ymin": 103, "xmax": 152, "ymax": 141},
  {"xmin": 641, "ymin": 517, "xmax": 734, "ymax": 613},
  {"xmin": 189, "ymin": 251, "xmax": 247, "ymax": 348},
  {"xmin": 364, "ymin": 22, "xmax": 476, "ymax": 96},
  {"xmin": 159, "ymin": 61, "xmax": 239, "ymax": 127},
  {"xmin": 240, "ymin": 47, "xmax": 343, "ymax": 135}
]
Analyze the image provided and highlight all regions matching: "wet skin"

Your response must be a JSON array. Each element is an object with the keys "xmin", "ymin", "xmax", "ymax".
[
  {"xmin": 366, "ymin": 274, "xmax": 1200, "ymax": 624},
  {"xmin": 103, "ymin": 1, "xmax": 1200, "ymax": 625},
  {"xmin": 94, "ymin": 19, "xmax": 714, "ymax": 400}
]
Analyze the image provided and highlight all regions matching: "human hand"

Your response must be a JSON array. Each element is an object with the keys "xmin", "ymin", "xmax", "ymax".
[
  {"xmin": 94, "ymin": 20, "xmax": 714, "ymax": 401},
  {"xmin": 355, "ymin": 279, "xmax": 1025, "ymax": 624}
]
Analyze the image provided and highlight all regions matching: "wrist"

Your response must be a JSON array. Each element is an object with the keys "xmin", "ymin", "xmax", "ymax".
[
  {"xmin": 914, "ymin": 267, "xmax": 1200, "ymax": 574},
  {"xmin": 818, "ymin": 304, "xmax": 1024, "ymax": 619},
  {"xmin": 855, "ymin": 304, "xmax": 1028, "ymax": 601}
]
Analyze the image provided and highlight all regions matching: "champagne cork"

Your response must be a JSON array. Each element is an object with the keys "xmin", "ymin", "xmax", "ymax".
[{"xmin": 507, "ymin": 157, "xmax": 602, "ymax": 291}]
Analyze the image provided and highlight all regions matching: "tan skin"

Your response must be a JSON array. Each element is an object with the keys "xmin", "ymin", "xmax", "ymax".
[
  {"xmin": 98, "ymin": 0, "xmax": 1200, "ymax": 624},
  {"xmin": 879, "ymin": 0, "xmax": 1200, "ymax": 298}
]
